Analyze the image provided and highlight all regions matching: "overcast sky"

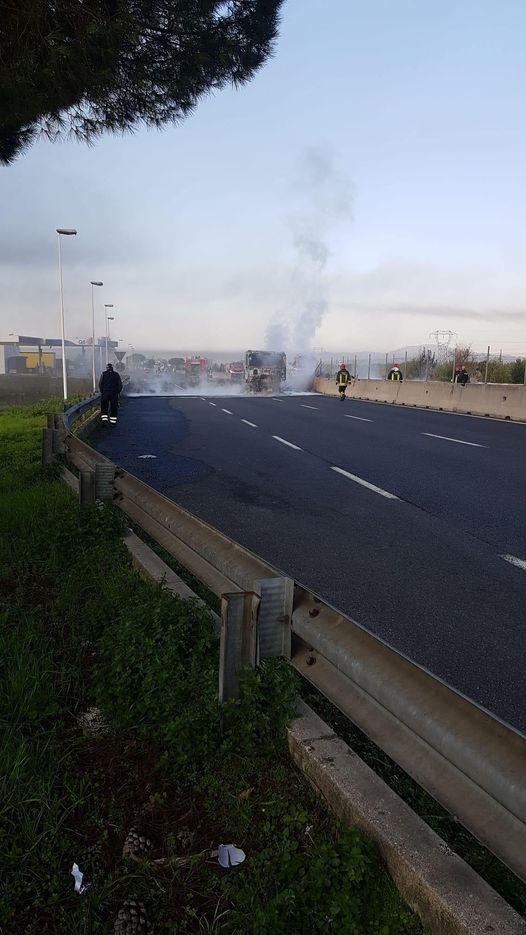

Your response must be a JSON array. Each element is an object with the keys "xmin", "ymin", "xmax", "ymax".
[{"xmin": 2, "ymin": 0, "xmax": 526, "ymax": 355}]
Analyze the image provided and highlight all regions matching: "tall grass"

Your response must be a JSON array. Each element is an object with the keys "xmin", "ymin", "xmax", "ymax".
[{"xmin": 0, "ymin": 402, "xmax": 424, "ymax": 934}]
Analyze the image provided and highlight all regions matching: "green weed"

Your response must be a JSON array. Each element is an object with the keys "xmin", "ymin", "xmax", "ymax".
[{"xmin": 0, "ymin": 401, "xmax": 424, "ymax": 933}]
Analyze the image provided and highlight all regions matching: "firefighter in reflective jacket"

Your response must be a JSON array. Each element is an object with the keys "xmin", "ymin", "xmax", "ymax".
[
  {"xmin": 387, "ymin": 364, "xmax": 403, "ymax": 382},
  {"xmin": 336, "ymin": 363, "xmax": 351, "ymax": 400}
]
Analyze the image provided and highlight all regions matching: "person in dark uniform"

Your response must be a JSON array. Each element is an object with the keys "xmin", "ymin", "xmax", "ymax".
[
  {"xmin": 336, "ymin": 362, "xmax": 352, "ymax": 401},
  {"xmin": 387, "ymin": 364, "xmax": 403, "ymax": 381},
  {"xmin": 455, "ymin": 366, "xmax": 470, "ymax": 386},
  {"xmin": 99, "ymin": 363, "xmax": 123, "ymax": 424}
]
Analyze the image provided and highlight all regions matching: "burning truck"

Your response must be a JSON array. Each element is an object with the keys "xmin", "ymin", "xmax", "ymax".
[{"xmin": 244, "ymin": 350, "xmax": 286, "ymax": 393}]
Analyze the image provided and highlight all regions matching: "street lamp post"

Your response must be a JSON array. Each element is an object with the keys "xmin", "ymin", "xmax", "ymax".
[
  {"xmin": 104, "ymin": 305, "xmax": 114, "ymax": 365},
  {"xmin": 90, "ymin": 281, "xmax": 103, "ymax": 392},
  {"xmin": 56, "ymin": 228, "xmax": 77, "ymax": 400}
]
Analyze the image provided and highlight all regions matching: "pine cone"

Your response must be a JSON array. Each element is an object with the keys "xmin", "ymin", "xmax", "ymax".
[
  {"xmin": 114, "ymin": 900, "xmax": 149, "ymax": 934},
  {"xmin": 176, "ymin": 827, "xmax": 195, "ymax": 849},
  {"xmin": 122, "ymin": 829, "xmax": 154, "ymax": 860}
]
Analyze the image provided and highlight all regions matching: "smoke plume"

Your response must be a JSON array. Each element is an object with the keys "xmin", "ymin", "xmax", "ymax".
[{"xmin": 266, "ymin": 146, "xmax": 352, "ymax": 353}]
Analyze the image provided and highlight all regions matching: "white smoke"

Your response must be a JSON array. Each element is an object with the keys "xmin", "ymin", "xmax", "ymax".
[
  {"xmin": 265, "ymin": 320, "xmax": 290, "ymax": 350},
  {"xmin": 265, "ymin": 146, "xmax": 352, "ymax": 354},
  {"xmin": 125, "ymin": 372, "xmax": 246, "ymax": 398}
]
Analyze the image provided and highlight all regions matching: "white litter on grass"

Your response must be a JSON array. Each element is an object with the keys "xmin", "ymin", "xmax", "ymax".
[
  {"xmin": 138, "ymin": 454, "xmax": 157, "ymax": 459},
  {"xmin": 71, "ymin": 863, "xmax": 91, "ymax": 895},
  {"xmin": 217, "ymin": 844, "xmax": 246, "ymax": 868},
  {"xmin": 77, "ymin": 706, "xmax": 109, "ymax": 737}
]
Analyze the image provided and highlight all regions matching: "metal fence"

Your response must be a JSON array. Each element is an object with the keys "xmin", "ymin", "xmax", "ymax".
[
  {"xmin": 317, "ymin": 347, "xmax": 526, "ymax": 384},
  {"xmin": 48, "ymin": 396, "xmax": 526, "ymax": 885}
]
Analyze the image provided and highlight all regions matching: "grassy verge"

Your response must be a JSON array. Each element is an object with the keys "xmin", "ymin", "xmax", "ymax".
[
  {"xmin": 83, "ymin": 399, "xmax": 526, "ymax": 919},
  {"xmin": 1, "ymin": 401, "xmax": 424, "ymax": 934}
]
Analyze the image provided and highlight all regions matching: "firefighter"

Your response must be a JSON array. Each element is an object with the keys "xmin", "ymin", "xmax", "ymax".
[
  {"xmin": 387, "ymin": 364, "xmax": 403, "ymax": 382},
  {"xmin": 99, "ymin": 363, "xmax": 123, "ymax": 424},
  {"xmin": 336, "ymin": 362, "xmax": 351, "ymax": 401}
]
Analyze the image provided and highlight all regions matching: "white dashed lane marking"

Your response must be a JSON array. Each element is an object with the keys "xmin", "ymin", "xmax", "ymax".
[
  {"xmin": 301, "ymin": 404, "xmax": 319, "ymax": 410},
  {"xmin": 331, "ymin": 466, "xmax": 399, "ymax": 500},
  {"xmin": 273, "ymin": 436, "xmax": 302, "ymax": 450},
  {"xmin": 502, "ymin": 554, "xmax": 526, "ymax": 572},
  {"xmin": 344, "ymin": 414, "xmax": 374, "ymax": 422},
  {"xmin": 209, "ymin": 402, "xmax": 217, "ymax": 406},
  {"xmin": 423, "ymin": 433, "xmax": 486, "ymax": 448},
  {"xmin": 221, "ymin": 408, "xmax": 233, "ymax": 415},
  {"xmin": 241, "ymin": 420, "xmax": 258, "ymax": 428}
]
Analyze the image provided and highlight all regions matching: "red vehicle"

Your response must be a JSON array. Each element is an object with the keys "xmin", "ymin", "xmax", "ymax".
[
  {"xmin": 228, "ymin": 361, "xmax": 244, "ymax": 383},
  {"xmin": 184, "ymin": 357, "xmax": 207, "ymax": 384}
]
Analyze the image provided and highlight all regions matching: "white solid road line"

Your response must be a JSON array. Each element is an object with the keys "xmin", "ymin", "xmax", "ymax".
[
  {"xmin": 242, "ymin": 419, "xmax": 258, "ymax": 428},
  {"xmin": 221, "ymin": 408, "xmax": 233, "ymax": 415},
  {"xmin": 273, "ymin": 435, "xmax": 302, "ymax": 450},
  {"xmin": 502, "ymin": 554, "xmax": 526, "ymax": 572},
  {"xmin": 301, "ymin": 404, "xmax": 319, "ymax": 410},
  {"xmin": 272, "ymin": 397, "xmax": 283, "ymax": 402},
  {"xmin": 344, "ymin": 414, "xmax": 374, "ymax": 422},
  {"xmin": 331, "ymin": 466, "xmax": 399, "ymax": 500},
  {"xmin": 209, "ymin": 402, "xmax": 217, "ymax": 406},
  {"xmin": 423, "ymin": 433, "xmax": 486, "ymax": 448}
]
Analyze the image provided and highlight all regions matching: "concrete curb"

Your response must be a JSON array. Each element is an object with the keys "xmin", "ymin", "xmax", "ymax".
[
  {"xmin": 123, "ymin": 529, "xmax": 220, "ymax": 632},
  {"xmin": 288, "ymin": 703, "xmax": 526, "ymax": 935}
]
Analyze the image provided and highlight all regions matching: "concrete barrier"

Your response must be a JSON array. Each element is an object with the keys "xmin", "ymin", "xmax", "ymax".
[
  {"xmin": 0, "ymin": 374, "xmax": 92, "ymax": 406},
  {"xmin": 314, "ymin": 377, "xmax": 526, "ymax": 421},
  {"xmin": 289, "ymin": 704, "xmax": 526, "ymax": 935}
]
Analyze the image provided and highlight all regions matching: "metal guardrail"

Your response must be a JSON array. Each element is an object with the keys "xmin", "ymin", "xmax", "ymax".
[
  {"xmin": 57, "ymin": 397, "xmax": 526, "ymax": 884},
  {"xmin": 63, "ymin": 394, "xmax": 100, "ymax": 431}
]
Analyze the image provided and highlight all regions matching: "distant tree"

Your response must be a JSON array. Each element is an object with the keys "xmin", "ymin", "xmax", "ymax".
[
  {"xmin": 509, "ymin": 358, "xmax": 526, "ymax": 384},
  {"xmin": 0, "ymin": 0, "xmax": 284, "ymax": 164},
  {"xmin": 128, "ymin": 353, "xmax": 146, "ymax": 369},
  {"xmin": 144, "ymin": 358, "xmax": 155, "ymax": 370},
  {"xmin": 434, "ymin": 345, "xmax": 477, "ymax": 382},
  {"xmin": 405, "ymin": 347, "xmax": 436, "ymax": 380},
  {"xmin": 480, "ymin": 360, "xmax": 512, "ymax": 384}
]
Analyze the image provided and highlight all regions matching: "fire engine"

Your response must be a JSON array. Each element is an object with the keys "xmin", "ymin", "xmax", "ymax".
[{"xmin": 184, "ymin": 357, "xmax": 208, "ymax": 385}]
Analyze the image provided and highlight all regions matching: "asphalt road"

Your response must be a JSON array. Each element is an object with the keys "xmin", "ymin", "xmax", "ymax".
[{"xmin": 91, "ymin": 392, "xmax": 526, "ymax": 732}]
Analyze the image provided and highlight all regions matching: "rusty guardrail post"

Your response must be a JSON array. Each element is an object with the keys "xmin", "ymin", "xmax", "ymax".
[
  {"xmin": 52, "ymin": 427, "xmax": 66, "ymax": 455},
  {"xmin": 219, "ymin": 591, "xmax": 260, "ymax": 702},
  {"xmin": 42, "ymin": 428, "xmax": 54, "ymax": 465},
  {"xmin": 79, "ymin": 469, "xmax": 96, "ymax": 505}
]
